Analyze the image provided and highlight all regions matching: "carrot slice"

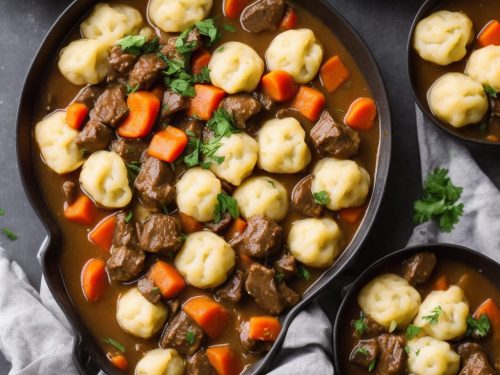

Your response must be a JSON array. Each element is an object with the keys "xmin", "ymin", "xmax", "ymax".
[
  {"xmin": 344, "ymin": 97, "xmax": 377, "ymax": 130},
  {"xmin": 191, "ymin": 49, "xmax": 212, "ymax": 75},
  {"xmin": 117, "ymin": 91, "xmax": 160, "ymax": 138},
  {"xmin": 339, "ymin": 206, "xmax": 364, "ymax": 224},
  {"xmin": 478, "ymin": 20, "xmax": 500, "ymax": 47},
  {"xmin": 149, "ymin": 261, "xmax": 186, "ymax": 298},
  {"xmin": 224, "ymin": 0, "xmax": 250, "ymax": 18},
  {"xmin": 225, "ymin": 217, "xmax": 247, "ymax": 241},
  {"xmin": 187, "ymin": 84, "xmax": 226, "ymax": 121},
  {"xmin": 249, "ymin": 316, "xmax": 282, "ymax": 341},
  {"xmin": 184, "ymin": 296, "xmax": 229, "ymax": 338},
  {"xmin": 280, "ymin": 8, "xmax": 298, "ymax": 30},
  {"xmin": 474, "ymin": 298, "xmax": 500, "ymax": 331},
  {"xmin": 148, "ymin": 126, "xmax": 188, "ymax": 163},
  {"xmin": 291, "ymin": 86, "xmax": 326, "ymax": 122},
  {"xmin": 109, "ymin": 353, "xmax": 128, "ymax": 370},
  {"xmin": 66, "ymin": 102, "xmax": 89, "ymax": 130},
  {"xmin": 432, "ymin": 275, "xmax": 449, "ymax": 291},
  {"xmin": 206, "ymin": 346, "xmax": 243, "ymax": 375},
  {"xmin": 261, "ymin": 70, "xmax": 298, "ymax": 102},
  {"xmin": 179, "ymin": 212, "xmax": 204, "ymax": 234},
  {"xmin": 64, "ymin": 195, "xmax": 95, "ymax": 225},
  {"xmin": 88, "ymin": 215, "xmax": 117, "ymax": 252},
  {"xmin": 81, "ymin": 258, "xmax": 107, "ymax": 303},
  {"xmin": 320, "ymin": 56, "xmax": 350, "ymax": 93}
]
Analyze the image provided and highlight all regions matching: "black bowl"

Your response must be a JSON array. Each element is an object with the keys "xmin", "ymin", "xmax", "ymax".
[
  {"xmin": 333, "ymin": 243, "xmax": 500, "ymax": 374},
  {"xmin": 16, "ymin": 0, "xmax": 391, "ymax": 373}
]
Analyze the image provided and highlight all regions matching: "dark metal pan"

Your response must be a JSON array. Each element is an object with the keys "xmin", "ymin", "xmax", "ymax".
[{"xmin": 16, "ymin": 0, "xmax": 391, "ymax": 373}]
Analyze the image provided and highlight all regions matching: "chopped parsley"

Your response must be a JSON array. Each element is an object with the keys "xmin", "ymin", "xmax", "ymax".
[
  {"xmin": 161, "ymin": 55, "xmax": 210, "ymax": 97},
  {"xmin": 0, "ymin": 208, "xmax": 5, "ymax": 216},
  {"xmin": 484, "ymin": 84, "xmax": 498, "ymax": 98},
  {"xmin": 126, "ymin": 162, "xmax": 142, "ymax": 182},
  {"xmin": 298, "ymin": 265, "xmax": 310, "ymax": 280},
  {"xmin": 405, "ymin": 324, "xmax": 422, "ymax": 340},
  {"xmin": 368, "ymin": 359, "xmax": 376, "ymax": 372},
  {"xmin": 102, "ymin": 337, "xmax": 125, "ymax": 353},
  {"xmin": 313, "ymin": 191, "xmax": 330, "ymax": 206},
  {"xmin": 183, "ymin": 131, "xmax": 225, "ymax": 169},
  {"xmin": 355, "ymin": 347, "xmax": 369, "ymax": 356},
  {"xmin": 466, "ymin": 314, "xmax": 490, "ymax": 338},
  {"xmin": 175, "ymin": 18, "xmax": 221, "ymax": 55},
  {"xmin": 207, "ymin": 109, "xmax": 239, "ymax": 138},
  {"xmin": 422, "ymin": 306, "xmax": 444, "ymax": 325},
  {"xmin": 267, "ymin": 180, "xmax": 276, "ymax": 188},
  {"xmin": 185, "ymin": 330, "xmax": 196, "ymax": 345},
  {"xmin": 275, "ymin": 272, "xmax": 285, "ymax": 283},
  {"xmin": 352, "ymin": 312, "xmax": 368, "ymax": 336},
  {"xmin": 404, "ymin": 345, "xmax": 410, "ymax": 354},
  {"xmin": 2, "ymin": 228, "xmax": 17, "ymax": 241},
  {"xmin": 193, "ymin": 66, "xmax": 211, "ymax": 84},
  {"xmin": 124, "ymin": 211, "xmax": 133, "ymax": 223},
  {"xmin": 416, "ymin": 349, "xmax": 421, "ymax": 356},
  {"xmin": 224, "ymin": 24, "xmax": 236, "ymax": 32},
  {"xmin": 194, "ymin": 18, "xmax": 221, "ymax": 45},
  {"xmin": 126, "ymin": 83, "xmax": 139, "ymax": 95},
  {"xmin": 213, "ymin": 193, "xmax": 239, "ymax": 224},
  {"xmin": 117, "ymin": 35, "xmax": 159, "ymax": 55}
]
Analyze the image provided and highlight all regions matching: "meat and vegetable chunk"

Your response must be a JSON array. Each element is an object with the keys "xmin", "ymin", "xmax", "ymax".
[
  {"xmin": 110, "ymin": 138, "xmax": 147, "ymax": 164},
  {"xmin": 291, "ymin": 176, "xmax": 322, "ymax": 217},
  {"xmin": 215, "ymin": 270, "xmax": 245, "ymax": 304},
  {"xmin": 107, "ymin": 246, "xmax": 146, "ymax": 282},
  {"xmin": 62, "ymin": 181, "xmax": 77, "ymax": 203},
  {"xmin": 137, "ymin": 277, "xmax": 161, "ymax": 304},
  {"xmin": 457, "ymin": 343, "xmax": 496, "ymax": 375},
  {"xmin": 108, "ymin": 45, "xmax": 137, "ymax": 81},
  {"xmin": 402, "ymin": 251, "xmax": 437, "ymax": 285},
  {"xmin": 128, "ymin": 53, "xmax": 167, "ymax": 90},
  {"xmin": 240, "ymin": 321, "xmax": 273, "ymax": 353},
  {"xmin": 139, "ymin": 213, "xmax": 182, "ymax": 253},
  {"xmin": 75, "ymin": 119, "xmax": 113, "ymax": 153},
  {"xmin": 134, "ymin": 156, "xmax": 176, "ymax": 207},
  {"xmin": 186, "ymin": 351, "xmax": 216, "ymax": 375},
  {"xmin": 160, "ymin": 311, "xmax": 204, "ymax": 356},
  {"xmin": 174, "ymin": 118, "xmax": 205, "ymax": 139},
  {"xmin": 273, "ymin": 252, "xmax": 297, "ymax": 278},
  {"xmin": 161, "ymin": 90, "xmax": 189, "ymax": 118},
  {"xmin": 204, "ymin": 212, "xmax": 232, "ymax": 234},
  {"xmin": 232, "ymin": 215, "xmax": 283, "ymax": 258},
  {"xmin": 241, "ymin": 0, "xmax": 286, "ymax": 33},
  {"xmin": 376, "ymin": 334, "xmax": 407, "ymax": 375},
  {"xmin": 91, "ymin": 86, "xmax": 129, "ymax": 127},
  {"xmin": 75, "ymin": 86, "xmax": 103, "ymax": 108},
  {"xmin": 219, "ymin": 94, "xmax": 262, "ymax": 129},
  {"xmin": 349, "ymin": 339, "xmax": 378, "ymax": 368}
]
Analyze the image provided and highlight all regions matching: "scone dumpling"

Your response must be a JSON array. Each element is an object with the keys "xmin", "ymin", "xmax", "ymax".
[
  {"xmin": 287, "ymin": 218, "xmax": 343, "ymax": 268},
  {"xmin": 209, "ymin": 133, "xmax": 259, "ymax": 186},
  {"xmin": 135, "ymin": 348, "xmax": 185, "ymax": 375},
  {"xmin": 175, "ymin": 167, "xmax": 222, "ymax": 223},
  {"xmin": 34, "ymin": 111, "xmax": 85, "ymax": 174},
  {"xmin": 465, "ymin": 45, "xmax": 500, "ymax": 91},
  {"xmin": 358, "ymin": 273, "xmax": 421, "ymax": 329},
  {"xmin": 257, "ymin": 117, "xmax": 311, "ymax": 174},
  {"xmin": 413, "ymin": 10, "xmax": 473, "ymax": 65},
  {"xmin": 80, "ymin": 151, "xmax": 133, "ymax": 208},
  {"xmin": 428, "ymin": 73, "xmax": 488, "ymax": 128},
  {"xmin": 312, "ymin": 158, "xmax": 370, "ymax": 211},
  {"xmin": 58, "ymin": 39, "xmax": 109, "ymax": 85},
  {"xmin": 413, "ymin": 285, "xmax": 469, "ymax": 341},
  {"xmin": 174, "ymin": 231, "xmax": 235, "ymax": 289},
  {"xmin": 233, "ymin": 177, "xmax": 288, "ymax": 222},
  {"xmin": 407, "ymin": 336, "xmax": 460, "ymax": 375},
  {"xmin": 265, "ymin": 29, "xmax": 323, "ymax": 84},
  {"xmin": 116, "ymin": 288, "xmax": 168, "ymax": 339},
  {"xmin": 148, "ymin": 0, "xmax": 213, "ymax": 33},
  {"xmin": 209, "ymin": 42, "xmax": 265, "ymax": 94}
]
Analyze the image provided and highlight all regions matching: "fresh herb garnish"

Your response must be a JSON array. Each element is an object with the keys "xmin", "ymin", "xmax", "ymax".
[
  {"xmin": 124, "ymin": 211, "xmax": 133, "ymax": 223},
  {"xmin": 126, "ymin": 83, "xmax": 139, "ymax": 95},
  {"xmin": 117, "ymin": 35, "xmax": 159, "ymax": 55},
  {"xmin": 405, "ymin": 324, "xmax": 422, "ymax": 340},
  {"xmin": 466, "ymin": 314, "xmax": 490, "ymax": 338},
  {"xmin": 275, "ymin": 272, "xmax": 285, "ymax": 283},
  {"xmin": 422, "ymin": 306, "xmax": 444, "ymax": 325},
  {"xmin": 298, "ymin": 265, "xmax": 310, "ymax": 280},
  {"xmin": 224, "ymin": 24, "xmax": 236, "ymax": 32},
  {"xmin": 193, "ymin": 66, "xmax": 211, "ymax": 84},
  {"xmin": 368, "ymin": 359, "xmax": 376, "ymax": 372},
  {"xmin": 175, "ymin": 18, "xmax": 221, "ymax": 56},
  {"xmin": 183, "ymin": 131, "xmax": 225, "ymax": 169},
  {"xmin": 413, "ymin": 168, "xmax": 464, "ymax": 232},
  {"xmin": 126, "ymin": 162, "xmax": 142, "ymax": 182},
  {"xmin": 102, "ymin": 337, "xmax": 125, "ymax": 353},
  {"xmin": 313, "ymin": 191, "xmax": 330, "ymax": 206},
  {"xmin": 194, "ymin": 18, "xmax": 221, "ymax": 45},
  {"xmin": 207, "ymin": 109, "xmax": 239, "ymax": 138},
  {"xmin": 213, "ymin": 193, "xmax": 239, "ymax": 224},
  {"xmin": 404, "ymin": 345, "xmax": 410, "ymax": 354},
  {"xmin": 161, "ymin": 56, "xmax": 209, "ymax": 97},
  {"xmin": 2, "ymin": 228, "xmax": 17, "ymax": 241},
  {"xmin": 185, "ymin": 330, "xmax": 196, "ymax": 345},
  {"xmin": 416, "ymin": 349, "xmax": 421, "ymax": 356},
  {"xmin": 352, "ymin": 312, "xmax": 368, "ymax": 336},
  {"xmin": 0, "ymin": 208, "xmax": 5, "ymax": 216},
  {"xmin": 267, "ymin": 180, "xmax": 275, "ymax": 188},
  {"xmin": 484, "ymin": 84, "xmax": 498, "ymax": 98},
  {"xmin": 355, "ymin": 347, "xmax": 369, "ymax": 356}
]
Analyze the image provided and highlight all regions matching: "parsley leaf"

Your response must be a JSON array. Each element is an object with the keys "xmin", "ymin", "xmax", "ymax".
[
  {"xmin": 0, "ymin": 208, "xmax": 5, "ymax": 216},
  {"xmin": 183, "ymin": 130, "xmax": 225, "ymax": 169},
  {"xmin": 195, "ymin": 18, "xmax": 221, "ymax": 45},
  {"xmin": 422, "ymin": 306, "xmax": 444, "ymax": 325},
  {"xmin": 484, "ymin": 84, "xmax": 498, "ymax": 98},
  {"xmin": 117, "ymin": 35, "xmax": 159, "ymax": 55},
  {"xmin": 207, "ymin": 109, "xmax": 239, "ymax": 138},
  {"xmin": 193, "ymin": 66, "xmax": 211, "ymax": 84},
  {"xmin": 368, "ymin": 359, "xmax": 376, "ymax": 372},
  {"xmin": 275, "ymin": 272, "xmax": 285, "ymax": 283},
  {"xmin": 213, "ymin": 193, "xmax": 239, "ymax": 224},
  {"xmin": 404, "ymin": 345, "xmax": 410, "ymax": 354},
  {"xmin": 185, "ymin": 330, "xmax": 196, "ymax": 345},
  {"xmin": 466, "ymin": 314, "xmax": 491, "ymax": 338},
  {"xmin": 313, "ymin": 191, "xmax": 330, "ymax": 206},
  {"xmin": 298, "ymin": 265, "xmax": 310, "ymax": 280},
  {"xmin": 126, "ymin": 83, "xmax": 139, "ymax": 95},
  {"xmin": 2, "ymin": 228, "xmax": 17, "ymax": 241},
  {"xmin": 352, "ymin": 312, "xmax": 368, "ymax": 336},
  {"xmin": 224, "ymin": 24, "xmax": 236, "ymax": 32},
  {"xmin": 405, "ymin": 324, "xmax": 422, "ymax": 340},
  {"xmin": 102, "ymin": 337, "xmax": 125, "ymax": 353},
  {"xmin": 125, "ymin": 211, "xmax": 133, "ymax": 223},
  {"xmin": 355, "ymin": 347, "xmax": 369, "ymax": 356}
]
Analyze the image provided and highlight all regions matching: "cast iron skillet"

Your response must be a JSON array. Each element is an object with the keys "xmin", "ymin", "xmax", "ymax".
[
  {"xmin": 407, "ymin": 0, "xmax": 500, "ymax": 148},
  {"xmin": 333, "ymin": 243, "xmax": 500, "ymax": 374},
  {"xmin": 16, "ymin": 0, "xmax": 391, "ymax": 373}
]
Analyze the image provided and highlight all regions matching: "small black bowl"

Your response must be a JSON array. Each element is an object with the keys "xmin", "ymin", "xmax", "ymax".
[{"xmin": 332, "ymin": 243, "xmax": 500, "ymax": 374}]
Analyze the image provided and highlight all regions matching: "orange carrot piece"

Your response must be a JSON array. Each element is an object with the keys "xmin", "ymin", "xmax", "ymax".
[
  {"xmin": 225, "ymin": 217, "xmax": 247, "ymax": 241},
  {"xmin": 191, "ymin": 49, "xmax": 212, "ymax": 75},
  {"xmin": 249, "ymin": 316, "xmax": 282, "ymax": 341},
  {"xmin": 339, "ymin": 206, "xmax": 365, "ymax": 224},
  {"xmin": 474, "ymin": 298, "xmax": 500, "ymax": 330},
  {"xmin": 81, "ymin": 258, "xmax": 107, "ymax": 303},
  {"xmin": 291, "ymin": 86, "xmax": 326, "ymax": 122},
  {"xmin": 148, "ymin": 126, "xmax": 188, "ymax": 163},
  {"xmin": 88, "ymin": 215, "xmax": 117, "ymax": 252},
  {"xmin": 344, "ymin": 97, "xmax": 377, "ymax": 130},
  {"xmin": 149, "ymin": 261, "xmax": 186, "ymax": 298},
  {"xmin": 179, "ymin": 212, "xmax": 204, "ymax": 234},
  {"xmin": 117, "ymin": 91, "xmax": 160, "ymax": 138},
  {"xmin": 184, "ymin": 296, "xmax": 230, "ymax": 338},
  {"xmin": 64, "ymin": 195, "xmax": 95, "ymax": 225},
  {"xmin": 187, "ymin": 84, "xmax": 226, "ymax": 121},
  {"xmin": 432, "ymin": 275, "xmax": 449, "ymax": 291},
  {"xmin": 109, "ymin": 353, "xmax": 128, "ymax": 370},
  {"xmin": 66, "ymin": 102, "xmax": 89, "ymax": 130},
  {"xmin": 320, "ymin": 56, "xmax": 350, "ymax": 93},
  {"xmin": 224, "ymin": 0, "xmax": 250, "ymax": 18},
  {"xmin": 486, "ymin": 134, "xmax": 499, "ymax": 142},
  {"xmin": 280, "ymin": 8, "xmax": 298, "ymax": 30},
  {"xmin": 261, "ymin": 70, "xmax": 298, "ymax": 102},
  {"xmin": 478, "ymin": 20, "xmax": 500, "ymax": 47},
  {"xmin": 206, "ymin": 346, "xmax": 243, "ymax": 375}
]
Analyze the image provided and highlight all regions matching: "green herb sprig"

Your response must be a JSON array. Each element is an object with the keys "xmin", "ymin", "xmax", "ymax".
[
  {"xmin": 213, "ymin": 193, "xmax": 239, "ymax": 224},
  {"xmin": 117, "ymin": 35, "xmax": 159, "ymax": 56},
  {"xmin": 466, "ymin": 314, "xmax": 490, "ymax": 338},
  {"xmin": 102, "ymin": 337, "xmax": 125, "ymax": 353}
]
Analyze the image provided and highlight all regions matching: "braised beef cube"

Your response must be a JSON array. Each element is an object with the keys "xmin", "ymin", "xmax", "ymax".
[
  {"xmin": 216, "ymin": 270, "xmax": 245, "ymax": 304},
  {"xmin": 233, "ymin": 215, "xmax": 283, "ymax": 258},
  {"xmin": 351, "ymin": 315, "xmax": 385, "ymax": 338},
  {"xmin": 134, "ymin": 156, "xmax": 176, "ymax": 207},
  {"xmin": 187, "ymin": 351, "xmax": 216, "ymax": 375},
  {"xmin": 278, "ymin": 282, "xmax": 299, "ymax": 308},
  {"xmin": 175, "ymin": 118, "xmax": 205, "ymax": 139},
  {"xmin": 220, "ymin": 94, "xmax": 262, "ymax": 129},
  {"xmin": 160, "ymin": 311, "xmax": 204, "ymax": 356},
  {"xmin": 75, "ymin": 86, "xmax": 103, "ymax": 108},
  {"xmin": 107, "ymin": 246, "xmax": 145, "ymax": 281},
  {"xmin": 349, "ymin": 339, "xmax": 378, "ymax": 368},
  {"xmin": 457, "ymin": 342, "xmax": 496, "ymax": 375},
  {"xmin": 139, "ymin": 213, "xmax": 182, "ymax": 253},
  {"xmin": 241, "ymin": 0, "xmax": 286, "ymax": 33},
  {"xmin": 137, "ymin": 277, "xmax": 161, "ymax": 304},
  {"xmin": 239, "ymin": 321, "xmax": 273, "ymax": 354},
  {"xmin": 376, "ymin": 334, "xmax": 407, "ymax": 375},
  {"xmin": 162, "ymin": 90, "xmax": 189, "ymax": 118},
  {"xmin": 63, "ymin": 181, "xmax": 77, "ymax": 203},
  {"xmin": 167, "ymin": 299, "xmax": 181, "ymax": 317},
  {"xmin": 110, "ymin": 138, "xmax": 147, "ymax": 164},
  {"xmin": 274, "ymin": 253, "xmax": 297, "ymax": 278},
  {"xmin": 108, "ymin": 45, "xmax": 137, "ymax": 80},
  {"xmin": 129, "ymin": 53, "xmax": 167, "ymax": 90},
  {"xmin": 113, "ymin": 212, "xmax": 140, "ymax": 248},
  {"xmin": 403, "ymin": 252, "xmax": 437, "ymax": 285},
  {"xmin": 491, "ymin": 96, "xmax": 500, "ymax": 118},
  {"xmin": 291, "ymin": 176, "xmax": 322, "ymax": 218},
  {"xmin": 161, "ymin": 37, "xmax": 184, "ymax": 62},
  {"xmin": 310, "ymin": 111, "xmax": 360, "ymax": 159},
  {"xmin": 252, "ymin": 91, "xmax": 274, "ymax": 111},
  {"xmin": 92, "ymin": 86, "xmax": 129, "ymax": 127},
  {"xmin": 75, "ymin": 119, "xmax": 113, "ymax": 153},
  {"xmin": 205, "ymin": 212, "xmax": 232, "ymax": 234},
  {"xmin": 245, "ymin": 263, "xmax": 285, "ymax": 315}
]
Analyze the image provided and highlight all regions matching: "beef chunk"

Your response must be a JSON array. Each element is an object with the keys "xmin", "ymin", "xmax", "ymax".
[
  {"xmin": 310, "ymin": 111, "xmax": 360, "ymax": 159},
  {"xmin": 490, "ymin": 97, "xmax": 500, "ymax": 118},
  {"xmin": 402, "ymin": 252, "xmax": 437, "ymax": 285},
  {"xmin": 220, "ymin": 94, "xmax": 262, "ymax": 129},
  {"xmin": 129, "ymin": 53, "xmax": 167, "ymax": 90},
  {"xmin": 376, "ymin": 334, "xmax": 407, "ymax": 375},
  {"xmin": 239, "ymin": 321, "xmax": 273, "ymax": 353},
  {"xmin": 139, "ymin": 213, "xmax": 182, "ymax": 253},
  {"xmin": 205, "ymin": 212, "xmax": 232, "ymax": 234},
  {"xmin": 167, "ymin": 299, "xmax": 181, "ymax": 317},
  {"xmin": 160, "ymin": 311, "xmax": 204, "ymax": 356},
  {"xmin": 107, "ymin": 246, "xmax": 145, "ymax": 281},
  {"xmin": 75, "ymin": 119, "xmax": 113, "ymax": 153},
  {"xmin": 187, "ymin": 351, "xmax": 216, "ymax": 375},
  {"xmin": 162, "ymin": 90, "xmax": 189, "ymax": 118},
  {"xmin": 174, "ymin": 118, "xmax": 205, "ymax": 139},
  {"xmin": 352, "ymin": 314, "xmax": 385, "ymax": 338},
  {"xmin": 232, "ymin": 215, "xmax": 283, "ymax": 258},
  {"xmin": 110, "ymin": 138, "xmax": 147, "ymax": 164},
  {"xmin": 134, "ymin": 156, "xmax": 176, "ymax": 207},
  {"xmin": 161, "ymin": 37, "xmax": 184, "ymax": 62},
  {"xmin": 108, "ymin": 45, "xmax": 137, "ymax": 81},
  {"xmin": 63, "ymin": 181, "xmax": 77, "ymax": 203},
  {"xmin": 291, "ymin": 176, "xmax": 322, "ymax": 218},
  {"xmin": 75, "ymin": 86, "xmax": 103, "ymax": 108},
  {"xmin": 252, "ymin": 91, "xmax": 274, "ymax": 111},
  {"xmin": 241, "ymin": 0, "xmax": 286, "ymax": 33},
  {"xmin": 137, "ymin": 277, "xmax": 161, "ymax": 304},
  {"xmin": 277, "ymin": 282, "xmax": 299, "ymax": 308},
  {"xmin": 113, "ymin": 212, "xmax": 139, "ymax": 248},
  {"xmin": 273, "ymin": 252, "xmax": 297, "ymax": 278},
  {"xmin": 349, "ymin": 339, "xmax": 378, "ymax": 368},
  {"xmin": 216, "ymin": 270, "xmax": 245, "ymax": 304},
  {"xmin": 457, "ymin": 343, "xmax": 495, "ymax": 375},
  {"xmin": 91, "ymin": 86, "xmax": 129, "ymax": 128},
  {"xmin": 245, "ymin": 263, "xmax": 285, "ymax": 315}
]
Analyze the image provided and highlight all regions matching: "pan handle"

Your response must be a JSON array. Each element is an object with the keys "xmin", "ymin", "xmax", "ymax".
[{"xmin": 72, "ymin": 334, "xmax": 101, "ymax": 375}]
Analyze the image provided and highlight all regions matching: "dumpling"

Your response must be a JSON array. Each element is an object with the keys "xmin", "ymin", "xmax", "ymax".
[
  {"xmin": 358, "ymin": 273, "xmax": 421, "ymax": 329},
  {"xmin": 135, "ymin": 348, "xmax": 184, "ymax": 375},
  {"xmin": 116, "ymin": 288, "xmax": 168, "ymax": 339},
  {"xmin": 209, "ymin": 133, "xmax": 259, "ymax": 186},
  {"xmin": 174, "ymin": 231, "xmax": 235, "ymax": 289},
  {"xmin": 312, "ymin": 158, "xmax": 370, "ymax": 211},
  {"xmin": 428, "ymin": 73, "xmax": 488, "ymax": 128},
  {"xmin": 257, "ymin": 117, "xmax": 311, "ymax": 174},
  {"xmin": 465, "ymin": 45, "xmax": 500, "ymax": 91},
  {"xmin": 287, "ymin": 218, "xmax": 343, "ymax": 268},
  {"xmin": 233, "ymin": 177, "xmax": 288, "ymax": 221},
  {"xmin": 80, "ymin": 151, "xmax": 132, "ymax": 208},
  {"xmin": 34, "ymin": 111, "xmax": 84, "ymax": 174},
  {"xmin": 209, "ymin": 42, "xmax": 265, "ymax": 94},
  {"xmin": 265, "ymin": 29, "xmax": 323, "ymax": 84},
  {"xmin": 58, "ymin": 39, "xmax": 109, "ymax": 85},
  {"xmin": 80, "ymin": 3, "xmax": 143, "ymax": 46},
  {"xmin": 413, "ymin": 10, "xmax": 473, "ymax": 65},
  {"xmin": 407, "ymin": 336, "xmax": 460, "ymax": 375},
  {"xmin": 175, "ymin": 167, "xmax": 222, "ymax": 222},
  {"xmin": 148, "ymin": 0, "xmax": 213, "ymax": 33},
  {"xmin": 413, "ymin": 285, "xmax": 469, "ymax": 341}
]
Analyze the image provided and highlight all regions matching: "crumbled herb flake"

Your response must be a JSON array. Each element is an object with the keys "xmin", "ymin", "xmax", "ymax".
[
  {"xmin": 422, "ymin": 306, "xmax": 444, "ymax": 325},
  {"xmin": 207, "ymin": 108, "xmax": 239, "ymax": 138},
  {"xmin": 224, "ymin": 24, "xmax": 236, "ymax": 32},
  {"xmin": 275, "ymin": 272, "xmax": 285, "ymax": 283},
  {"xmin": 405, "ymin": 324, "xmax": 422, "ymax": 340},
  {"xmin": 298, "ymin": 265, "xmax": 310, "ymax": 280},
  {"xmin": 355, "ymin": 347, "xmax": 369, "ymax": 356},
  {"xmin": 2, "ymin": 228, "xmax": 17, "ymax": 241},
  {"xmin": 466, "ymin": 314, "xmax": 490, "ymax": 338},
  {"xmin": 126, "ymin": 83, "xmax": 139, "ymax": 95},
  {"xmin": 368, "ymin": 359, "xmax": 376, "ymax": 372},
  {"xmin": 313, "ymin": 191, "xmax": 330, "ymax": 206},
  {"xmin": 102, "ymin": 337, "xmax": 125, "ymax": 353},
  {"xmin": 404, "ymin": 345, "xmax": 410, "ymax": 354},
  {"xmin": 484, "ymin": 84, "xmax": 498, "ymax": 98},
  {"xmin": 352, "ymin": 312, "xmax": 368, "ymax": 336},
  {"xmin": 213, "ymin": 193, "xmax": 239, "ymax": 224},
  {"xmin": 124, "ymin": 211, "xmax": 133, "ymax": 223},
  {"xmin": 185, "ymin": 330, "xmax": 196, "ymax": 345}
]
